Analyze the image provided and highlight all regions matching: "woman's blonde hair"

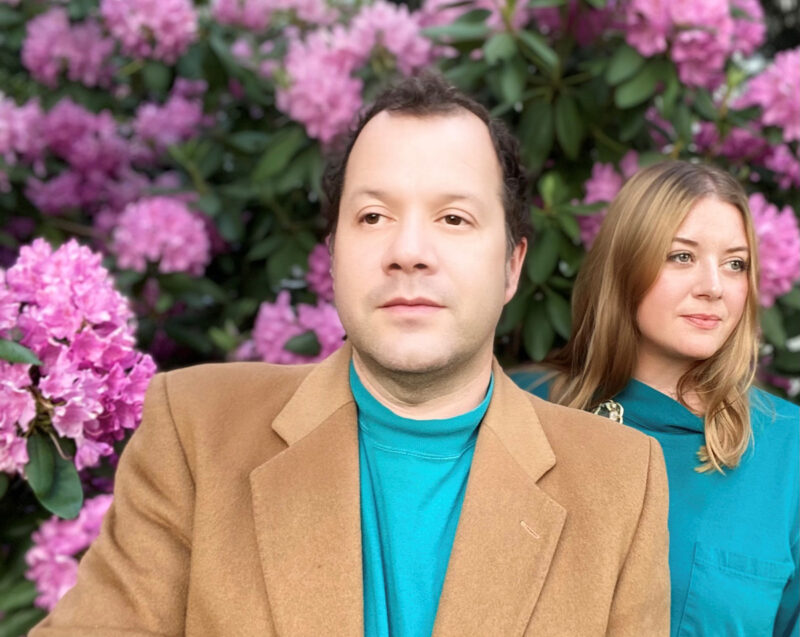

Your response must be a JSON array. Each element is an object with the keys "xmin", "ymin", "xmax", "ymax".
[{"xmin": 547, "ymin": 160, "xmax": 760, "ymax": 473}]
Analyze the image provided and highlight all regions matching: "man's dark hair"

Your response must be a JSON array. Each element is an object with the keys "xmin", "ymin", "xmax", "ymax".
[{"xmin": 321, "ymin": 72, "xmax": 532, "ymax": 252}]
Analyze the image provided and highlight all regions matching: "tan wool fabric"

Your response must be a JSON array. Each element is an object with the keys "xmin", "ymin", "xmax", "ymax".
[{"xmin": 30, "ymin": 344, "xmax": 670, "ymax": 636}]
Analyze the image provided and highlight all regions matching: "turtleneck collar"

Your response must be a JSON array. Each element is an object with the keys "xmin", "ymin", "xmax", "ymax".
[
  {"xmin": 349, "ymin": 361, "xmax": 493, "ymax": 458},
  {"xmin": 615, "ymin": 379, "xmax": 705, "ymax": 435}
]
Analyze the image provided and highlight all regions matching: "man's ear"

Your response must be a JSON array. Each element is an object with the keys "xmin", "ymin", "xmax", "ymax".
[{"xmin": 504, "ymin": 238, "xmax": 527, "ymax": 304}]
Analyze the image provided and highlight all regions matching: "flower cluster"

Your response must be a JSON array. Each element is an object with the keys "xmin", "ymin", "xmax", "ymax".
[
  {"xmin": 236, "ymin": 290, "xmax": 344, "ymax": 364},
  {"xmin": 736, "ymin": 47, "xmax": 800, "ymax": 144},
  {"xmin": 25, "ymin": 495, "xmax": 113, "ymax": 610},
  {"xmin": 100, "ymin": 0, "xmax": 198, "ymax": 63},
  {"xmin": 749, "ymin": 193, "xmax": 800, "ymax": 307},
  {"xmin": 577, "ymin": 151, "xmax": 639, "ymax": 250},
  {"xmin": 623, "ymin": 0, "xmax": 765, "ymax": 88},
  {"xmin": 112, "ymin": 197, "xmax": 211, "ymax": 275},
  {"xmin": 306, "ymin": 243, "xmax": 334, "ymax": 302},
  {"xmin": 132, "ymin": 85, "xmax": 208, "ymax": 159},
  {"xmin": 0, "ymin": 97, "xmax": 46, "ymax": 191},
  {"xmin": 212, "ymin": 0, "xmax": 334, "ymax": 30},
  {"xmin": 277, "ymin": 0, "xmax": 434, "ymax": 142},
  {"xmin": 21, "ymin": 8, "xmax": 115, "ymax": 89},
  {"xmin": 0, "ymin": 239, "xmax": 155, "ymax": 474}
]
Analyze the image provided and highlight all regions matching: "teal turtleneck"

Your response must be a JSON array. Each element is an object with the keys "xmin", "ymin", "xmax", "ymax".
[
  {"xmin": 350, "ymin": 362, "xmax": 493, "ymax": 637},
  {"xmin": 512, "ymin": 371, "xmax": 799, "ymax": 637}
]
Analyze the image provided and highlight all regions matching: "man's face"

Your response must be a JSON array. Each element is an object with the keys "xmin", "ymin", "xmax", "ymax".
[{"xmin": 331, "ymin": 110, "xmax": 526, "ymax": 377}]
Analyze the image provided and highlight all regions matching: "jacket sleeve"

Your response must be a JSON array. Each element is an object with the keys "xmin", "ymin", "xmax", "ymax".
[
  {"xmin": 606, "ymin": 436, "xmax": 671, "ymax": 636},
  {"xmin": 29, "ymin": 372, "xmax": 194, "ymax": 637}
]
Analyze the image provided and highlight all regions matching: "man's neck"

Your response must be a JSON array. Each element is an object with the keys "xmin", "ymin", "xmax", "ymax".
[{"xmin": 351, "ymin": 349, "xmax": 494, "ymax": 420}]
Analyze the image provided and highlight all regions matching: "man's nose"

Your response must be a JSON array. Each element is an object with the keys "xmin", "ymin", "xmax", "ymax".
[
  {"xmin": 383, "ymin": 215, "xmax": 437, "ymax": 274},
  {"xmin": 694, "ymin": 260, "xmax": 723, "ymax": 299}
]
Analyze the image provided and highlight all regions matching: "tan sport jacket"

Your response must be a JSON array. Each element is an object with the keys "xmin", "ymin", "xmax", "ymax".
[{"xmin": 31, "ymin": 343, "xmax": 670, "ymax": 636}]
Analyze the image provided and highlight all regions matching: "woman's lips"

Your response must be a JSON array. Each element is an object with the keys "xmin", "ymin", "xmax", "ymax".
[{"xmin": 682, "ymin": 314, "xmax": 721, "ymax": 329}]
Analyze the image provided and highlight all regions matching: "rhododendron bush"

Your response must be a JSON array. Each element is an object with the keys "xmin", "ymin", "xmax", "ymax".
[{"xmin": 0, "ymin": 0, "xmax": 798, "ymax": 630}]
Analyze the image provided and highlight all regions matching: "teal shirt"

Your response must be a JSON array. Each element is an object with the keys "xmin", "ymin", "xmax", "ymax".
[
  {"xmin": 351, "ymin": 363, "xmax": 493, "ymax": 637},
  {"xmin": 512, "ymin": 371, "xmax": 799, "ymax": 637}
]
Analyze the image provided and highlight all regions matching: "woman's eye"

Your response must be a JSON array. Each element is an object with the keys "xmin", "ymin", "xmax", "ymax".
[
  {"xmin": 443, "ymin": 214, "xmax": 465, "ymax": 226},
  {"xmin": 729, "ymin": 259, "xmax": 748, "ymax": 272},
  {"xmin": 362, "ymin": 213, "xmax": 381, "ymax": 225},
  {"xmin": 669, "ymin": 252, "xmax": 692, "ymax": 263}
]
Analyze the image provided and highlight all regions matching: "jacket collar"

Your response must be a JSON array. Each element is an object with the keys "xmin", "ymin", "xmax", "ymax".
[{"xmin": 250, "ymin": 344, "xmax": 565, "ymax": 636}]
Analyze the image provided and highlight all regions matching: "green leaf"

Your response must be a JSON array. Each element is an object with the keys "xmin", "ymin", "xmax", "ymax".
[
  {"xmin": 555, "ymin": 211, "xmax": 580, "ymax": 241},
  {"xmin": 538, "ymin": 171, "xmax": 569, "ymax": 208},
  {"xmin": 615, "ymin": 60, "xmax": 660, "ymax": 109},
  {"xmin": 584, "ymin": 0, "xmax": 606, "ymax": 8},
  {"xmin": 497, "ymin": 287, "xmax": 532, "ymax": 336},
  {"xmin": 500, "ymin": 61, "xmax": 525, "ymax": 105},
  {"xmin": 778, "ymin": 287, "xmax": 800, "ymax": 310},
  {"xmin": 484, "ymin": 33, "xmax": 517, "ymax": 65},
  {"xmin": 0, "ymin": 339, "xmax": 41, "ymax": 365},
  {"xmin": 25, "ymin": 435, "xmax": 55, "ymax": 498},
  {"xmin": 0, "ymin": 472, "xmax": 8, "ymax": 500},
  {"xmin": 284, "ymin": 330, "xmax": 322, "ymax": 357},
  {"xmin": 26, "ymin": 435, "xmax": 83, "ymax": 519},
  {"xmin": 267, "ymin": 241, "xmax": 308, "ymax": 290},
  {"xmin": 518, "ymin": 99, "xmax": 554, "ymax": 174},
  {"xmin": 252, "ymin": 127, "xmax": 307, "ymax": 182},
  {"xmin": 554, "ymin": 94, "xmax": 584, "ymax": 159},
  {"xmin": 247, "ymin": 235, "xmax": 285, "ymax": 261},
  {"xmin": 526, "ymin": 0, "xmax": 565, "ymax": 7},
  {"xmin": 563, "ymin": 201, "xmax": 605, "ymax": 216},
  {"xmin": 693, "ymin": 89, "xmax": 718, "ymax": 121},
  {"xmin": 673, "ymin": 103, "xmax": 692, "ymax": 142},
  {"xmin": 0, "ymin": 579, "xmax": 36, "ymax": 613},
  {"xmin": 516, "ymin": 30, "xmax": 559, "ymax": 76},
  {"xmin": 422, "ymin": 22, "xmax": 489, "ymax": 42},
  {"xmin": 760, "ymin": 306, "xmax": 787, "ymax": 347},
  {"xmin": 0, "ymin": 607, "xmax": 47, "ymax": 637},
  {"xmin": 142, "ymin": 61, "xmax": 171, "ymax": 95},
  {"xmin": 196, "ymin": 193, "xmax": 221, "ymax": 217},
  {"xmin": 545, "ymin": 289, "xmax": 571, "ymax": 339},
  {"xmin": 527, "ymin": 227, "xmax": 561, "ymax": 284},
  {"xmin": 523, "ymin": 300, "xmax": 555, "ymax": 361},
  {"xmin": 227, "ymin": 131, "xmax": 271, "ymax": 154},
  {"xmin": 605, "ymin": 45, "xmax": 645, "ymax": 86},
  {"xmin": 0, "ymin": 5, "xmax": 23, "ymax": 27}
]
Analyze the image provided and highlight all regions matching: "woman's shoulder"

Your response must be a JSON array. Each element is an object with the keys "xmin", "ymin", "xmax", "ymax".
[
  {"xmin": 749, "ymin": 386, "xmax": 799, "ymax": 445},
  {"xmin": 508, "ymin": 366, "xmax": 556, "ymax": 400}
]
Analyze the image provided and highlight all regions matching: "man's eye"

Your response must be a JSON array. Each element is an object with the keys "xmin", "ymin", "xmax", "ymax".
[
  {"xmin": 362, "ymin": 213, "xmax": 381, "ymax": 225},
  {"xmin": 443, "ymin": 214, "xmax": 464, "ymax": 226}
]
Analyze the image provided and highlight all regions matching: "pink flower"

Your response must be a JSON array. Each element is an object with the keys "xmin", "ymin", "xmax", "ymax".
[
  {"xmin": 25, "ymin": 171, "xmax": 84, "ymax": 215},
  {"xmin": 749, "ymin": 193, "xmax": 800, "ymax": 307},
  {"xmin": 737, "ymin": 48, "xmax": 800, "ymax": 143},
  {"xmin": 26, "ymin": 495, "xmax": 113, "ymax": 610},
  {"xmin": 22, "ymin": 8, "xmax": 114, "ymax": 88},
  {"xmin": 306, "ymin": 244, "xmax": 334, "ymax": 301},
  {"xmin": 2, "ymin": 239, "xmax": 156, "ymax": 472},
  {"xmin": 276, "ymin": 28, "xmax": 364, "ymax": 143},
  {"xmin": 252, "ymin": 290, "xmax": 344, "ymax": 364},
  {"xmin": 0, "ymin": 97, "xmax": 47, "ymax": 167},
  {"xmin": 624, "ymin": 0, "xmax": 670, "ymax": 57},
  {"xmin": 764, "ymin": 145, "xmax": 800, "ymax": 190},
  {"xmin": 100, "ymin": 0, "xmax": 198, "ymax": 63},
  {"xmin": 578, "ymin": 151, "xmax": 639, "ymax": 249},
  {"xmin": 112, "ymin": 197, "xmax": 210, "ymax": 275},
  {"xmin": 132, "ymin": 92, "xmax": 206, "ymax": 158},
  {"xmin": 668, "ymin": 0, "xmax": 733, "ymax": 89},
  {"xmin": 348, "ymin": 1, "xmax": 434, "ymax": 75},
  {"xmin": 212, "ymin": 0, "xmax": 271, "ymax": 31},
  {"xmin": 730, "ymin": 0, "xmax": 765, "ymax": 56}
]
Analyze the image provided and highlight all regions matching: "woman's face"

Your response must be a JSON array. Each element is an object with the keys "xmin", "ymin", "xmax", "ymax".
[{"xmin": 635, "ymin": 197, "xmax": 750, "ymax": 376}]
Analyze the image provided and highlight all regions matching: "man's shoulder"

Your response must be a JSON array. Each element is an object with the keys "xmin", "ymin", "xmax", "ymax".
[{"xmin": 527, "ymin": 392, "xmax": 660, "ymax": 487}]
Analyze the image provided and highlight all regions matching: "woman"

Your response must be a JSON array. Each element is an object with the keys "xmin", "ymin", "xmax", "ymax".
[{"xmin": 513, "ymin": 161, "xmax": 798, "ymax": 636}]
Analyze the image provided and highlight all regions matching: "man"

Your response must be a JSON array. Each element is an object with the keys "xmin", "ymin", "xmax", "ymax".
[{"xmin": 31, "ymin": 73, "xmax": 669, "ymax": 636}]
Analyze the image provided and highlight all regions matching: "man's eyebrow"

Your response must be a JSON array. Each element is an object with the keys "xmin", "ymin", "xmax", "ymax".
[
  {"xmin": 349, "ymin": 188, "xmax": 484, "ymax": 207},
  {"xmin": 673, "ymin": 237, "xmax": 749, "ymax": 253}
]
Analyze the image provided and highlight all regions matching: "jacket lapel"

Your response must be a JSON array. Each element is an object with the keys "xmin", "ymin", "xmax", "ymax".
[
  {"xmin": 249, "ymin": 345, "xmax": 364, "ymax": 637},
  {"xmin": 433, "ymin": 363, "xmax": 567, "ymax": 637}
]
